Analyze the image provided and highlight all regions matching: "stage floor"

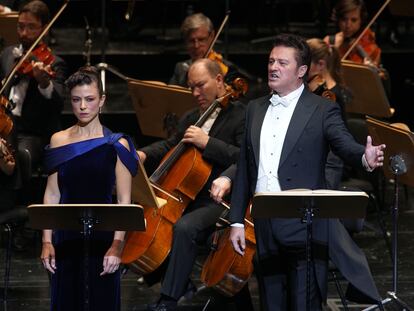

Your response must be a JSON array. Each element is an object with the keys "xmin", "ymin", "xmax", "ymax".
[{"xmin": 1, "ymin": 184, "xmax": 413, "ymax": 310}]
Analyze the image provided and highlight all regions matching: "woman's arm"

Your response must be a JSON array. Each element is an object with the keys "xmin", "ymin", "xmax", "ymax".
[
  {"xmin": 101, "ymin": 137, "xmax": 132, "ymax": 275},
  {"xmin": 41, "ymin": 134, "xmax": 62, "ymax": 274}
]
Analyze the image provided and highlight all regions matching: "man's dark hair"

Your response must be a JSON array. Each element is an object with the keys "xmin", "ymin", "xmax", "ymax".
[
  {"xmin": 19, "ymin": 0, "xmax": 50, "ymax": 26},
  {"xmin": 272, "ymin": 33, "xmax": 311, "ymax": 71},
  {"xmin": 65, "ymin": 66, "xmax": 104, "ymax": 97}
]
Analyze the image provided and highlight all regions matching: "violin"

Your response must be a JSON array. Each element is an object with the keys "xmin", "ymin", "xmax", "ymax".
[
  {"xmin": 339, "ymin": 29, "xmax": 381, "ymax": 67},
  {"xmin": 307, "ymin": 74, "xmax": 336, "ymax": 102},
  {"xmin": 0, "ymin": 137, "xmax": 15, "ymax": 163},
  {"xmin": 17, "ymin": 42, "xmax": 56, "ymax": 78},
  {"xmin": 207, "ymin": 50, "xmax": 228, "ymax": 76},
  {"xmin": 0, "ymin": 96, "xmax": 13, "ymax": 137},
  {"xmin": 203, "ymin": 12, "xmax": 248, "ymax": 99}
]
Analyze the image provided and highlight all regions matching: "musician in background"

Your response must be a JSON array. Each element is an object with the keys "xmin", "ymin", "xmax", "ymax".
[
  {"xmin": 169, "ymin": 13, "xmax": 242, "ymax": 89},
  {"xmin": 323, "ymin": 0, "xmax": 382, "ymax": 68},
  {"xmin": 139, "ymin": 58, "xmax": 245, "ymax": 311},
  {"xmin": 0, "ymin": 0, "xmax": 67, "ymax": 168}
]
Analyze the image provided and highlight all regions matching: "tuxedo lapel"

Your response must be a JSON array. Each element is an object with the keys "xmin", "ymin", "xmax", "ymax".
[
  {"xmin": 251, "ymin": 95, "xmax": 271, "ymax": 166},
  {"xmin": 1, "ymin": 46, "xmax": 21, "ymax": 95},
  {"xmin": 279, "ymin": 89, "xmax": 317, "ymax": 168}
]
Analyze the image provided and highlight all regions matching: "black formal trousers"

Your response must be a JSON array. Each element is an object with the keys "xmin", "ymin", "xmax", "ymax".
[
  {"xmin": 140, "ymin": 101, "xmax": 246, "ymax": 300},
  {"xmin": 161, "ymin": 196, "xmax": 225, "ymax": 299}
]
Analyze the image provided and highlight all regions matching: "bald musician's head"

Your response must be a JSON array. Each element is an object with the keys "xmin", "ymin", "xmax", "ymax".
[{"xmin": 187, "ymin": 59, "xmax": 226, "ymax": 112}]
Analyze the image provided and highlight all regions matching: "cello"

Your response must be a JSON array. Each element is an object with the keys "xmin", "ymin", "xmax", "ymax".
[
  {"xmin": 201, "ymin": 202, "xmax": 256, "ymax": 296},
  {"xmin": 121, "ymin": 92, "xmax": 233, "ymax": 274}
]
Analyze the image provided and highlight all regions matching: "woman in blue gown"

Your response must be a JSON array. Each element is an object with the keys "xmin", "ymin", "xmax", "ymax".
[{"xmin": 40, "ymin": 66, "xmax": 138, "ymax": 311}]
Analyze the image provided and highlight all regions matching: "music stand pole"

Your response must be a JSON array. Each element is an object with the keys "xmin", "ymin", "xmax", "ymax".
[
  {"xmin": 80, "ymin": 214, "xmax": 98, "ymax": 311},
  {"xmin": 366, "ymin": 117, "xmax": 414, "ymax": 310},
  {"xmin": 387, "ymin": 155, "xmax": 412, "ymax": 310},
  {"xmin": 303, "ymin": 198, "xmax": 314, "ymax": 311}
]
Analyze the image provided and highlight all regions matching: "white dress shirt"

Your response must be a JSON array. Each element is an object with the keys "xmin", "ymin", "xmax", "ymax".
[
  {"xmin": 201, "ymin": 107, "xmax": 221, "ymax": 134},
  {"xmin": 255, "ymin": 84, "xmax": 304, "ymax": 193}
]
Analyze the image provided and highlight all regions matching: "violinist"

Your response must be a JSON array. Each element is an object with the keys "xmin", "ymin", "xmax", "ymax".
[
  {"xmin": 0, "ymin": 0, "xmax": 67, "ymax": 168},
  {"xmin": 169, "ymin": 13, "xmax": 242, "ymax": 89},
  {"xmin": 307, "ymin": 38, "xmax": 352, "ymax": 123},
  {"xmin": 323, "ymin": 0, "xmax": 383, "ymax": 71},
  {"xmin": 139, "ymin": 58, "xmax": 245, "ymax": 311}
]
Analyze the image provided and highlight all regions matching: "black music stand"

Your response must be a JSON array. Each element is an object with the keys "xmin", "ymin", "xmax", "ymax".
[
  {"xmin": 27, "ymin": 204, "xmax": 145, "ymax": 311},
  {"xmin": 251, "ymin": 189, "xmax": 384, "ymax": 311},
  {"xmin": 366, "ymin": 117, "xmax": 414, "ymax": 311}
]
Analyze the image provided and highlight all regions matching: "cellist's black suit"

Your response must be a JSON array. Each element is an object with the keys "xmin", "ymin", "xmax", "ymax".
[{"xmin": 140, "ymin": 100, "xmax": 245, "ymax": 299}]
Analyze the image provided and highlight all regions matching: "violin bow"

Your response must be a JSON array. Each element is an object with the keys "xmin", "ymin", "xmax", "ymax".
[
  {"xmin": 0, "ymin": 0, "xmax": 69, "ymax": 97},
  {"xmin": 125, "ymin": 0, "xmax": 136, "ymax": 21},
  {"xmin": 203, "ymin": 11, "xmax": 231, "ymax": 58},
  {"xmin": 341, "ymin": 0, "xmax": 391, "ymax": 61}
]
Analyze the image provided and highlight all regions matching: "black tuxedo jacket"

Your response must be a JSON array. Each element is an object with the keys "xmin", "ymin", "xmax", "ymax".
[
  {"xmin": 0, "ymin": 45, "xmax": 67, "ymax": 139},
  {"xmin": 229, "ymin": 88, "xmax": 381, "ymax": 302},
  {"xmin": 141, "ymin": 100, "xmax": 246, "ymax": 198}
]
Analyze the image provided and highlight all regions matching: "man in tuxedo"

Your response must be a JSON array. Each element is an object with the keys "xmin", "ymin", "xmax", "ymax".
[
  {"xmin": 0, "ymin": 0, "xmax": 66, "ymax": 168},
  {"xmin": 138, "ymin": 58, "xmax": 245, "ymax": 311},
  {"xmin": 229, "ymin": 33, "xmax": 385, "ymax": 310}
]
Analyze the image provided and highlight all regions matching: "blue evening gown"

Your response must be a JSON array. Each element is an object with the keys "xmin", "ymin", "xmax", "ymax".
[{"xmin": 43, "ymin": 127, "xmax": 138, "ymax": 311}]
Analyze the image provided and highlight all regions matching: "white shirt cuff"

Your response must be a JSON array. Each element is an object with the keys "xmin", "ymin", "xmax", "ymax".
[
  {"xmin": 231, "ymin": 223, "xmax": 244, "ymax": 228},
  {"xmin": 362, "ymin": 154, "xmax": 374, "ymax": 172},
  {"xmin": 38, "ymin": 81, "xmax": 53, "ymax": 99},
  {"xmin": 220, "ymin": 175, "xmax": 232, "ymax": 183}
]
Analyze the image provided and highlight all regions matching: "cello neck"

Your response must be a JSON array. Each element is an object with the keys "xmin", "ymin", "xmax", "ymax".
[{"xmin": 149, "ymin": 95, "xmax": 228, "ymax": 183}]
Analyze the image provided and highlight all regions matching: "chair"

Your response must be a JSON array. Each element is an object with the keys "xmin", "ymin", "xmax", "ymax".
[{"xmin": 0, "ymin": 148, "xmax": 31, "ymax": 311}]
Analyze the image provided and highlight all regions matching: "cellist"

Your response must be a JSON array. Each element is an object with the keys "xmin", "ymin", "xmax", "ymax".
[
  {"xmin": 138, "ymin": 58, "xmax": 245, "ymax": 311},
  {"xmin": 0, "ymin": 0, "xmax": 67, "ymax": 168}
]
